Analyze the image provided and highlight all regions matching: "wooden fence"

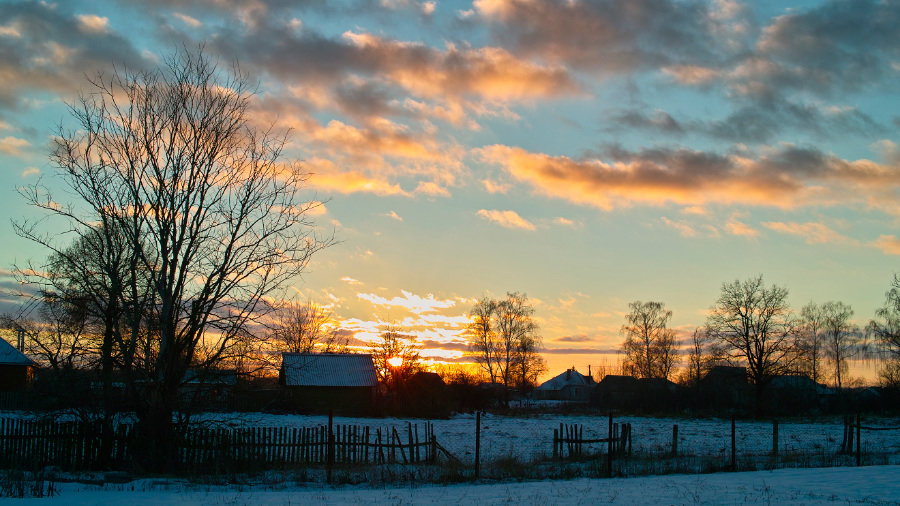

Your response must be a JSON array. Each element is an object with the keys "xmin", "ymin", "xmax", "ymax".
[
  {"xmin": 553, "ymin": 420, "xmax": 631, "ymax": 459},
  {"xmin": 0, "ymin": 418, "xmax": 438, "ymax": 472}
]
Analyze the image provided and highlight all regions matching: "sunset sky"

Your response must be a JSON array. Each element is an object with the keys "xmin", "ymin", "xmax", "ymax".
[{"xmin": 1, "ymin": 0, "xmax": 899, "ymax": 382}]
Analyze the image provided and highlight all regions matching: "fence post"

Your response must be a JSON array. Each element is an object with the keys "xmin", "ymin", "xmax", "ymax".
[
  {"xmin": 730, "ymin": 417, "xmax": 736, "ymax": 471},
  {"xmin": 474, "ymin": 411, "xmax": 481, "ymax": 480},
  {"xmin": 772, "ymin": 420, "xmax": 778, "ymax": 458},
  {"xmin": 607, "ymin": 412, "xmax": 613, "ymax": 478},
  {"xmin": 856, "ymin": 413, "xmax": 861, "ymax": 466},
  {"xmin": 671, "ymin": 424, "xmax": 678, "ymax": 458},
  {"xmin": 553, "ymin": 428, "xmax": 558, "ymax": 459},
  {"xmin": 327, "ymin": 410, "xmax": 334, "ymax": 483}
]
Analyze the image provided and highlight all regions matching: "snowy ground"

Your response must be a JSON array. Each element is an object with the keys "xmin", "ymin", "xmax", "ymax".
[
  {"xmin": 191, "ymin": 412, "xmax": 900, "ymax": 464},
  {"xmin": 16, "ymin": 465, "xmax": 900, "ymax": 505}
]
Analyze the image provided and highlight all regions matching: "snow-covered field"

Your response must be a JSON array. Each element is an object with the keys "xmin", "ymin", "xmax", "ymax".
[
  {"xmin": 16, "ymin": 465, "xmax": 900, "ymax": 505},
  {"xmin": 192, "ymin": 411, "xmax": 900, "ymax": 464}
]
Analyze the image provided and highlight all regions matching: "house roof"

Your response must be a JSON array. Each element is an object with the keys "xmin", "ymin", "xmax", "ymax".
[
  {"xmin": 536, "ymin": 368, "xmax": 592, "ymax": 391},
  {"xmin": 281, "ymin": 353, "xmax": 377, "ymax": 387},
  {"xmin": 0, "ymin": 337, "xmax": 35, "ymax": 366}
]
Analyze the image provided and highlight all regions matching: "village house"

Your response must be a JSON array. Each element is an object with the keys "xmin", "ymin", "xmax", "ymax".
[
  {"xmin": 279, "ymin": 353, "xmax": 378, "ymax": 415},
  {"xmin": 533, "ymin": 367, "xmax": 594, "ymax": 403},
  {"xmin": 0, "ymin": 336, "xmax": 35, "ymax": 391}
]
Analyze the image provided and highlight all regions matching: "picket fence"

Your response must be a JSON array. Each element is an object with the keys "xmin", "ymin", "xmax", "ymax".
[{"xmin": 0, "ymin": 418, "xmax": 439, "ymax": 472}]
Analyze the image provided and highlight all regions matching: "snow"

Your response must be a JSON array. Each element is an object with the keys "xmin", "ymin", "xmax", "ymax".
[
  {"xmin": 189, "ymin": 412, "xmax": 900, "ymax": 464},
  {"xmin": 16, "ymin": 465, "xmax": 900, "ymax": 505},
  {"xmin": 4, "ymin": 410, "xmax": 900, "ymax": 503}
]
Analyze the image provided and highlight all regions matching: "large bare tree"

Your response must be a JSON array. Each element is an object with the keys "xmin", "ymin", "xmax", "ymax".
[
  {"xmin": 870, "ymin": 275, "xmax": 900, "ymax": 387},
  {"xmin": 705, "ymin": 275, "xmax": 798, "ymax": 405},
  {"xmin": 820, "ymin": 301, "xmax": 861, "ymax": 389},
  {"xmin": 466, "ymin": 297, "xmax": 499, "ymax": 383},
  {"xmin": 466, "ymin": 292, "xmax": 544, "ymax": 389},
  {"xmin": 621, "ymin": 300, "xmax": 677, "ymax": 380},
  {"xmin": 797, "ymin": 302, "xmax": 826, "ymax": 384},
  {"xmin": 16, "ymin": 47, "xmax": 331, "ymax": 469}
]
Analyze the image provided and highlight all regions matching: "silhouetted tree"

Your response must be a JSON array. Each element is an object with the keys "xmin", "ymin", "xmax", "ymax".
[
  {"xmin": 621, "ymin": 301, "xmax": 677, "ymax": 380},
  {"xmin": 797, "ymin": 302, "xmax": 826, "ymax": 384},
  {"xmin": 870, "ymin": 275, "xmax": 900, "ymax": 387},
  {"xmin": 16, "ymin": 47, "xmax": 331, "ymax": 469},
  {"xmin": 821, "ymin": 301, "xmax": 861, "ymax": 389},
  {"xmin": 370, "ymin": 328, "xmax": 422, "ymax": 386},
  {"xmin": 268, "ymin": 299, "xmax": 346, "ymax": 354},
  {"xmin": 706, "ymin": 275, "xmax": 798, "ymax": 406},
  {"xmin": 466, "ymin": 297, "xmax": 499, "ymax": 383}
]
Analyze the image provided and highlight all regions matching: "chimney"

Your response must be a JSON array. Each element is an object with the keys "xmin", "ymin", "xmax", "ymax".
[
  {"xmin": 16, "ymin": 327, "xmax": 25, "ymax": 352},
  {"xmin": 588, "ymin": 364, "xmax": 591, "ymax": 379}
]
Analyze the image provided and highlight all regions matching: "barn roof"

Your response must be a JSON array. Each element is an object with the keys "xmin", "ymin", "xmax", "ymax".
[
  {"xmin": 281, "ymin": 353, "xmax": 377, "ymax": 387},
  {"xmin": 0, "ymin": 337, "xmax": 35, "ymax": 366}
]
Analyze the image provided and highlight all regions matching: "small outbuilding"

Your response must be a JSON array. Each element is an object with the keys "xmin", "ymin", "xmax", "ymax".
[
  {"xmin": 0, "ymin": 337, "xmax": 35, "ymax": 391},
  {"xmin": 279, "ymin": 353, "xmax": 378, "ymax": 415}
]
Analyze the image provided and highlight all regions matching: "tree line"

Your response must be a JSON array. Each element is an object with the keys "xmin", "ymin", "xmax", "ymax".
[{"xmin": 616, "ymin": 274, "xmax": 900, "ymax": 404}]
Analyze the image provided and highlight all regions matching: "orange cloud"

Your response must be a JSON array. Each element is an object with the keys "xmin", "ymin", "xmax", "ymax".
[
  {"xmin": 477, "ymin": 144, "xmax": 900, "ymax": 212},
  {"xmin": 661, "ymin": 217, "xmax": 698, "ymax": 238},
  {"xmin": 476, "ymin": 209, "xmax": 536, "ymax": 230},
  {"xmin": 871, "ymin": 235, "xmax": 900, "ymax": 256},
  {"xmin": 763, "ymin": 221, "xmax": 857, "ymax": 245}
]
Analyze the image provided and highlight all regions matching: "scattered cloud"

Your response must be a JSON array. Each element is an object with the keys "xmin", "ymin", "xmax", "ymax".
[
  {"xmin": 725, "ymin": 216, "xmax": 758, "ymax": 238},
  {"xmin": 482, "ymin": 179, "xmax": 510, "ymax": 194},
  {"xmin": 385, "ymin": 210, "xmax": 403, "ymax": 221},
  {"xmin": 76, "ymin": 14, "xmax": 109, "ymax": 33},
  {"xmin": 173, "ymin": 12, "xmax": 202, "ymax": 28},
  {"xmin": 20, "ymin": 167, "xmax": 39, "ymax": 177},
  {"xmin": 0, "ymin": 137, "xmax": 29, "ymax": 156},
  {"xmin": 476, "ymin": 209, "xmax": 536, "ymax": 231},
  {"xmin": 872, "ymin": 235, "xmax": 900, "ymax": 256},
  {"xmin": 340, "ymin": 276, "xmax": 362, "ymax": 285},
  {"xmin": 357, "ymin": 289, "xmax": 456, "ymax": 313},
  {"xmin": 661, "ymin": 217, "xmax": 698, "ymax": 238},
  {"xmin": 763, "ymin": 221, "xmax": 857, "ymax": 245}
]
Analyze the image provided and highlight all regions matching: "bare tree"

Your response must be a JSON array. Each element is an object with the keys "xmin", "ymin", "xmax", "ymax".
[
  {"xmin": 870, "ymin": 275, "xmax": 900, "ymax": 387},
  {"xmin": 494, "ymin": 292, "xmax": 543, "ymax": 389},
  {"xmin": 465, "ymin": 293, "xmax": 544, "ymax": 390},
  {"xmin": 16, "ymin": 47, "xmax": 331, "ymax": 469},
  {"xmin": 1, "ymin": 292, "xmax": 92, "ymax": 371},
  {"xmin": 269, "ymin": 300, "xmax": 346, "ymax": 354},
  {"xmin": 797, "ymin": 302, "xmax": 826, "ymax": 384},
  {"xmin": 621, "ymin": 301, "xmax": 677, "ymax": 380},
  {"xmin": 820, "ymin": 301, "xmax": 861, "ymax": 389},
  {"xmin": 466, "ymin": 297, "xmax": 499, "ymax": 383},
  {"xmin": 705, "ymin": 275, "xmax": 798, "ymax": 405},
  {"xmin": 682, "ymin": 327, "xmax": 716, "ymax": 386},
  {"xmin": 370, "ymin": 328, "xmax": 422, "ymax": 386}
]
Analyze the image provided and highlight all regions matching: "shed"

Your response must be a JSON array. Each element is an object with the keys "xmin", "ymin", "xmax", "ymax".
[
  {"xmin": 279, "ymin": 353, "xmax": 377, "ymax": 414},
  {"xmin": 0, "ymin": 337, "xmax": 35, "ymax": 391}
]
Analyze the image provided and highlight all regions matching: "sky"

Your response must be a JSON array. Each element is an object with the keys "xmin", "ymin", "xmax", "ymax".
[{"xmin": 0, "ymin": 0, "xmax": 899, "ymax": 383}]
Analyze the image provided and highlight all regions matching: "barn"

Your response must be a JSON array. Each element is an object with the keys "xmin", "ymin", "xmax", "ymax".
[
  {"xmin": 0, "ymin": 336, "xmax": 35, "ymax": 391},
  {"xmin": 279, "ymin": 353, "xmax": 378, "ymax": 415}
]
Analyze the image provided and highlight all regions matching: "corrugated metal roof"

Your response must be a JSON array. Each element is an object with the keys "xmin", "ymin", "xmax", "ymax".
[
  {"xmin": 0, "ymin": 337, "xmax": 35, "ymax": 366},
  {"xmin": 281, "ymin": 353, "xmax": 377, "ymax": 387}
]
